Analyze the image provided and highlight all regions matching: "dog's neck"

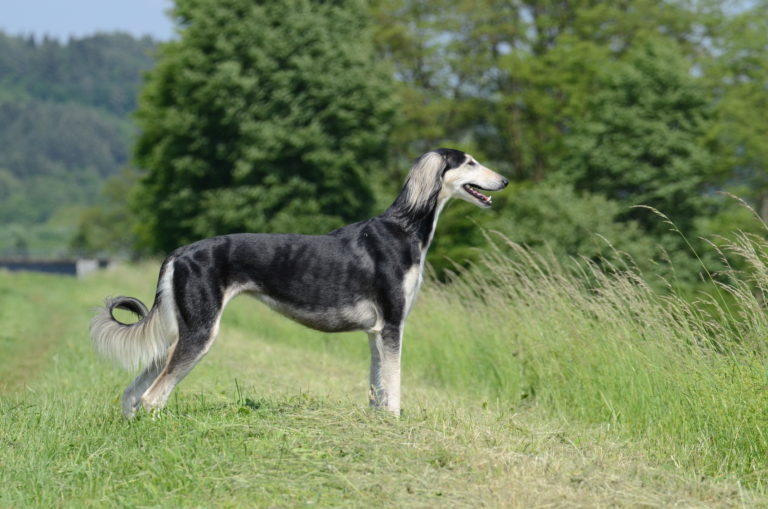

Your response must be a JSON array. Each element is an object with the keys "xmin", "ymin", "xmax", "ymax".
[{"xmin": 381, "ymin": 184, "xmax": 450, "ymax": 252}]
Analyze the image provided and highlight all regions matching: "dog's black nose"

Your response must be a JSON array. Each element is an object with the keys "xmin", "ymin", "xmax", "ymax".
[{"xmin": 501, "ymin": 177, "xmax": 509, "ymax": 188}]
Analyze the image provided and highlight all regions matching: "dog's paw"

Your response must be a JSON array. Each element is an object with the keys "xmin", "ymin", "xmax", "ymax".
[{"xmin": 122, "ymin": 397, "xmax": 141, "ymax": 420}]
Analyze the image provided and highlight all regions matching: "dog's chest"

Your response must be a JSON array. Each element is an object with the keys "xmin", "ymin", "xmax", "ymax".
[{"xmin": 402, "ymin": 264, "xmax": 423, "ymax": 319}]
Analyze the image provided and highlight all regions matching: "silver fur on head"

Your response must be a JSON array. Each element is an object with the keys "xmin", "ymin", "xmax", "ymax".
[{"xmin": 90, "ymin": 262, "xmax": 178, "ymax": 371}]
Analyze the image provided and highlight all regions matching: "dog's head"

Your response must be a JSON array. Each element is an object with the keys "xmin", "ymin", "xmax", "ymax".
[
  {"xmin": 402, "ymin": 149, "xmax": 508, "ymax": 212},
  {"xmin": 433, "ymin": 148, "xmax": 509, "ymax": 208}
]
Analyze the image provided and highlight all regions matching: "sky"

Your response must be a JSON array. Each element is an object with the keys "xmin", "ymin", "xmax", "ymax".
[
  {"xmin": 0, "ymin": 0, "xmax": 175, "ymax": 41},
  {"xmin": 0, "ymin": 1, "xmax": 754, "ymax": 43}
]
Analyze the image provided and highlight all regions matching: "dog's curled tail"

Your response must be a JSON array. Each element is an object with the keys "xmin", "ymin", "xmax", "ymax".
[{"xmin": 90, "ymin": 262, "xmax": 178, "ymax": 371}]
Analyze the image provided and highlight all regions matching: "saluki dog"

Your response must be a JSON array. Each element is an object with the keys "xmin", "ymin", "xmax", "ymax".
[{"xmin": 91, "ymin": 149, "xmax": 508, "ymax": 418}]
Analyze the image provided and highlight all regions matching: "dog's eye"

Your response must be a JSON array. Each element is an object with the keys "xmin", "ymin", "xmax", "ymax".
[{"xmin": 468, "ymin": 161, "xmax": 477, "ymax": 166}]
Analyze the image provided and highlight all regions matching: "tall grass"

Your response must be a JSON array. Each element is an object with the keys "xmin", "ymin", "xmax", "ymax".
[
  {"xmin": 184, "ymin": 224, "xmax": 768, "ymax": 486},
  {"xmin": 3, "ymin": 237, "xmax": 766, "ymax": 504},
  {"xmin": 401, "ymin": 231, "xmax": 768, "ymax": 485},
  {"xmin": 222, "ymin": 227, "xmax": 768, "ymax": 484}
]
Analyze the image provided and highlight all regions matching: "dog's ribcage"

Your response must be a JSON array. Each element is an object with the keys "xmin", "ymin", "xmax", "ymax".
[
  {"xmin": 171, "ymin": 224, "xmax": 421, "ymax": 334},
  {"xmin": 254, "ymin": 291, "xmax": 379, "ymax": 333}
]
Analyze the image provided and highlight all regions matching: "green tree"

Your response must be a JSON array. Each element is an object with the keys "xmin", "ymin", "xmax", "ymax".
[
  {"xmin": 71, "ymin": 167, "xmax": 142, "ymax": 257},
  {"xmin": 705, "ymin": 1, "xmax": 768, "ymax": 221},
  {"xmin": 372, "ymin": 0, "xmax": 706, "ymax": 181},
  {"xmin": 0, "ymin": 31, "xmax": 155, "ymax": 256},
  {"xmin": 559, "ymin": 40, "xmax": 715, "ymax": 237},
  {"xmin": 133, "ymin": 0, "xmax": 395, "ymax": 253},
  {"xmin": 0, "ymin": 32, "xmax": 155, "ymax": 115},
  {"xmin": 428, "ymin": 181, "xmax": 657, "ymax": 278},
  {"xmin": 0, "ymin": 100, "xmax": 132, "ymax": 224},
  {"xmin": 370, "ymin": 0, "xmax": 720, "ymax": 278}
]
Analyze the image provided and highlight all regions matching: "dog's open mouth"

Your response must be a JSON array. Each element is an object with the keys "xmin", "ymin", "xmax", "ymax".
[{"xmin": 463, "ymin": 184, "xmax": 493, "ymax": 206}]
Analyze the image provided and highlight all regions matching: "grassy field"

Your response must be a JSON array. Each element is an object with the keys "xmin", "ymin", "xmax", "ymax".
[{"xmin": 0, "ymin": 240, "xmax": 766, "ymax": 507}]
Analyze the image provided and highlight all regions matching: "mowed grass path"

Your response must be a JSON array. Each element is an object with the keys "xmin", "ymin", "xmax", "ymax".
[{"xmin": 0, "ymin": 265, "xmax": 760, "ymax": 507}]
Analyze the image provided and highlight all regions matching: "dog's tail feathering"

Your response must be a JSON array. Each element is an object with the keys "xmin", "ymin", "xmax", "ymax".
[{"xmin": 90, "ymin": 261, "xmax": 178, "ymax": 371}]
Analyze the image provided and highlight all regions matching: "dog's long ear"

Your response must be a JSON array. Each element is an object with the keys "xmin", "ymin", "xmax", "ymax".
[
  {"xmin": 402, "ymin": 151, "xmax": 449, "ymax": 211},
  {"xmin": 434, "ymin": 148, "xmax": 466, "ymax": 172}
]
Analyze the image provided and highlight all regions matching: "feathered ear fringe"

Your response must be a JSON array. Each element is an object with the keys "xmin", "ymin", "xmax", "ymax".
[{"xmin": 401, "ymin": 152, "xmax": 446, "ymax": 212}]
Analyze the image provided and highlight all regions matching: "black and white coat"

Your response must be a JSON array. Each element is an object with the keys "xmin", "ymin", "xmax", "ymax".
[{"xmin": 91, "ymin": 148, "xmax": 508, "ymax": 418}]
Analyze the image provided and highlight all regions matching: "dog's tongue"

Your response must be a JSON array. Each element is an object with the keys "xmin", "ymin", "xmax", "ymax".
[{"xmin": 466, "ymin": 185, "xmax": 491, "ymax": 204}]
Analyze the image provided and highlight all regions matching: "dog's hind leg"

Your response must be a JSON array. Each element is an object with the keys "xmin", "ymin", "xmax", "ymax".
[
  {"xmin": 367, "ymin": 324, "xmax": 402, "ymax": 416},
  {"xmin": 140, "ymin": 317, "xmax": 221, "ymax": 415},
  {"xmin": 122, "ymin": 358, "xmax": 165, "ymax": 418}
]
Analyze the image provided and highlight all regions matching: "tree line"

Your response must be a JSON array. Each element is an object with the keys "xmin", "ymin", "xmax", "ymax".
[
  {"xmin": 366, "ymin": 0, "xmax": 768, "ymax": 281},
  {"xmin": 114, "ymin": 0, "xmax": 767, "ymax": 286},
  {"xmin": 0, "ymin": 32, "xmax": 154, "ymax": 256},
  {"xmin": 3, "ymin": 0, "xmax": 767, "ymax": 289}
]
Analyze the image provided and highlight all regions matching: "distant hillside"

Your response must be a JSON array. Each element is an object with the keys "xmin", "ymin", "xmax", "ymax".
[
  {"xmin": 0, "ymin": 32, "xmax": 155, "ymax": 257},
  {"xmin": 0, "ymin": 32, "xmax": 155, "ymax": 114}
]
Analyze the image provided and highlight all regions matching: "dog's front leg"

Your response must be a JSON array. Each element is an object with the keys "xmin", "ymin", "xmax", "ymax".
[{"xmin": 367, "ymin": 326, "xmax": 401, "ymax": 416}]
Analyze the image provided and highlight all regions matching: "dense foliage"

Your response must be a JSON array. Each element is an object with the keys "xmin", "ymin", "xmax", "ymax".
[
  {"xmin": 560, "ymin": 41, "xmax": 714, "ymax": 235},
  {"xmin": 2, "ymin": 0, "xmax": 768, "ymax": 285},
  {"xmin": 132, "ymin": 0, "xmax": 395, "ymax": 252},
  {"xmin": 3, "ymin": 2, "xmax": 768, "ymax": 493},
  {"xmin": 0, "ymin": 32, "xmax": 155, "ymax": 115},
  {"xmin": 370, "ymin": 0, "xmax": 768, "ymax": 279},
  {"xmin": 0, "ymin": 32, "xmax": 154, "ymax": 256}
]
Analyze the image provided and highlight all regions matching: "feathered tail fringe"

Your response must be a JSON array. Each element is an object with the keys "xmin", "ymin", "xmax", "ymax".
[{"xmin": 90, "ymin": 261, "xmax": 178, "ymax": 371}]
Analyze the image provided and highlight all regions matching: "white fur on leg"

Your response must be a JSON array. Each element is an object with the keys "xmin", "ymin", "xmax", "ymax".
[
  {"xmin": 368, "ymin": 332, "xmax": 384, "ymax": 406},
  {"xmin": 140, "ymin": 321, "xmax": 222, "ymax": 414},
  {"xmin": 381, "ymin": 347, "xmax": 401, "ymax": 415},
  {"xmin": 367, "ymin": 330, "xmax": 401, "ymax": 416},
  {"xmin": 140, "ymin": 372, "xmax": 177, "ymax": 413}
]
